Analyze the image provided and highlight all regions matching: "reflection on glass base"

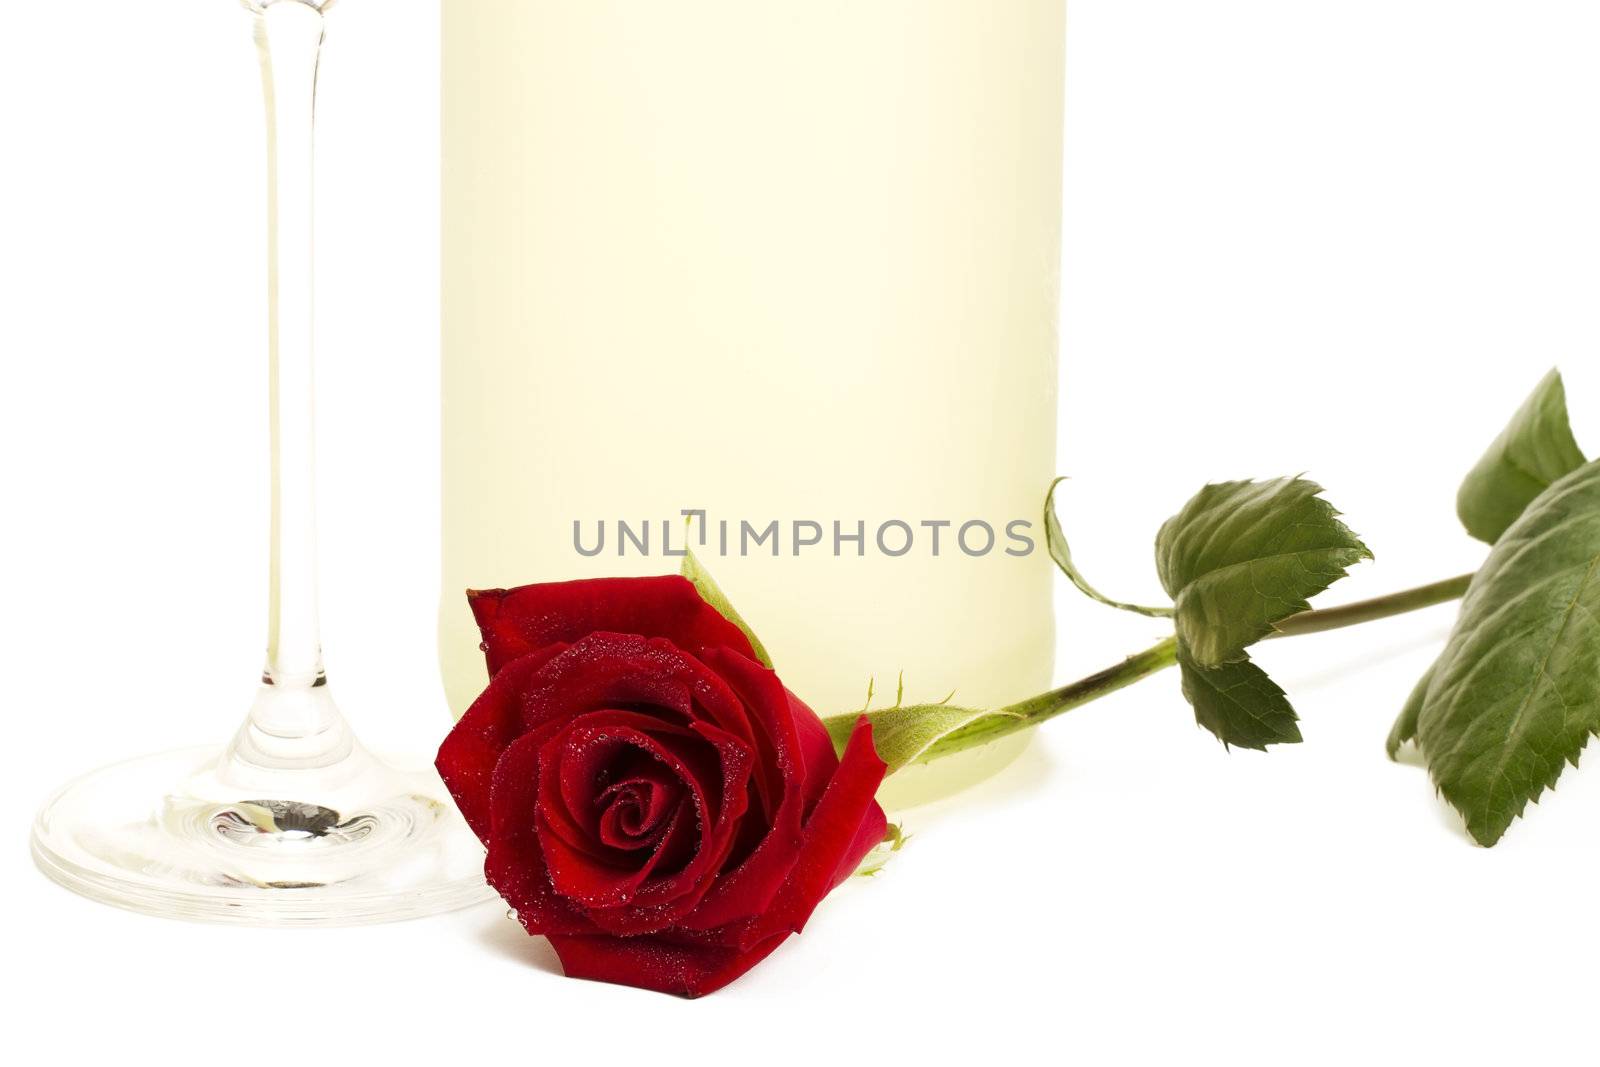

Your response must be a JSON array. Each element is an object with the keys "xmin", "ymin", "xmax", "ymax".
[
  {"xmin": 31, "ymin": 745, "xmax": 492, "ymax": 926},
  {"xmin": 876, "ymin": 730, "xmax": 1032, "ymax": 812}
]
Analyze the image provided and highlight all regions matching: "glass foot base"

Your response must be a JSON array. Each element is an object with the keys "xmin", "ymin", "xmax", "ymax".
[{"xmin": 31, "ymin": 745, "xmax": 492, "ymax": 926}]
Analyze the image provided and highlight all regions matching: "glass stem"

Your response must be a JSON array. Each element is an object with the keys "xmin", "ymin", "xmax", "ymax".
[
  {"xmin": 229, "ymin": 0, "xmax": 353, "ymax": 774},
  {"xmin": 261, "ymin": 1, "xmax": 324, "ymax": 691}
]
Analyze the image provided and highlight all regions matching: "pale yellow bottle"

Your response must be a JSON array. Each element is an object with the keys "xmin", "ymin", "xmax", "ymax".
[{"xmin": 441, "ymin": 0, "xmax": 1065, "ymax": 809}]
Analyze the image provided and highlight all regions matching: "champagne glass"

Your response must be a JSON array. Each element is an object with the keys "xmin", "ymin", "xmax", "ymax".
[{"xmin": 30, "ymin": 0, "xmax": 490, "ymax": 924}]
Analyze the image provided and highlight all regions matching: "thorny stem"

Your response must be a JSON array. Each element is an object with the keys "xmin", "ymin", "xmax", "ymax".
[{"xmin": 917, "ymin": 573, "xmax": 1474, "ymax": 764}]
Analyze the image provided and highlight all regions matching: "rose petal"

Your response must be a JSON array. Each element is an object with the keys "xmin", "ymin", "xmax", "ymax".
[
  {"xmin": 541, "ymin": 711, "xmax": 706, "ymax": 857},
  {"xmin": 436, "ymin": 646, "xmax": 567, "ymax": 843},
  {"xmin": 547, "ymin": 930, "xmax": 791, "ymax": 1000},
  {"xmin": 535, "ymin": 719, "xmax": 718, "ymax": 911},
  {"xmin": 470, "ymin": 576, "xmax": 756, "ymax": 678},
  {"xmin": 515, "ymin": 633, "xmax": 767, "ymax": 757},
  {"xmin": 534, "ymin": 711, "xmax": 754, "ymax": 935},
  {"xmin": 484, "ymin": 732, "xmax": 603, "ymax": 938},
  {"xmin": 518, "ymin": 634, "xmax": 697, "ymax": 733},
  {"xmin": 678, "ymin": 649, "xmax": 811, "ymax": 930},
  {"xmin": 730, "ymin": 716, "xmax": 887, "ymax": 951},
  {"xmin": 789, "ymin": 690, "xmax": 843, "ymax": 815},
  {"xmin": 596, "ymin": 761, "xmax": 682, "ymax": 847},
  {"xmin": 694, "ymin": 647, "xmax": 791, "ymax": 822}
]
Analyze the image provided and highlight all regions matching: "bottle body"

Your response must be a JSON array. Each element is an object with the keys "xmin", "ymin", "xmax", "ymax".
[{"xmin": 441, "ymin": 0, "xmax": 1065, "ymax": 806}]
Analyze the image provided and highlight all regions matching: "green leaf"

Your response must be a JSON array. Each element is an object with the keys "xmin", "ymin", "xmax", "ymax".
[
  {"xmin": 823, "ymin": 704, "xmax": 1022, "ymax": 776},
  {"xmin": 854, "ymin": 823, "xmax": 908, "ymax": 877},
  {"xmin": 1384, "ymin": 661, "xmax": 1434, "ymax": 760},
  {"xmin": 1155, "ymin": 477, "xmax": 1373, "ymax": 667},
  {"xmin": 1045, "ymin": 477, "xmax": 1173, "ymax": 618},
  {"xmin": 1456, "ymin": 368, "xmax": 1586, "ymax": 545},
  {"xmin": 1409, "ymin": 458, "xmax": 1600, "ymax": 846},
  {"xmin": 1177, "ymin": 647, "xmax": 1302, "ymax": 751},
  {"xmin": 681, "ymin": 547, "xmax": 773, "ymax": 669}
]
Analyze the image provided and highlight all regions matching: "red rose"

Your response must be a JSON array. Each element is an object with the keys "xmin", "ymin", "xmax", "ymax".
[{"xmin": 437, "ymin": 576, "xmax": 888, "ymax": 998}]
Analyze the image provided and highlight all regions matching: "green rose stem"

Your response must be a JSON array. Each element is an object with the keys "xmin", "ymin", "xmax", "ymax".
[
  {"xmin": 917, "ymin": 572, "xmax": 1475, "ymax": 764},
  {"xmin": 1265, "ymin": 572, "xmax": 1473, "ymax": 638}
]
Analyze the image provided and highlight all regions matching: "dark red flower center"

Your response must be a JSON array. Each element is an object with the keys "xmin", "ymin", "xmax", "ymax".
[{"xmin": 596, "ymin": 767, "xmax": 682, "ymax": 849}]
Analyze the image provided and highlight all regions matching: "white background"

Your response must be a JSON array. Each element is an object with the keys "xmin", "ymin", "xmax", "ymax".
[{"xmin": 3, "ymin": 1, "xmax": 1599, "ymax": 1063}]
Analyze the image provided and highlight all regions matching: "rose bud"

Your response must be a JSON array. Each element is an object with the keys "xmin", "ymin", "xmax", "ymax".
[{"xmin": 437, "ymin": 576, "xmax": 887, "ymax": 997}]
